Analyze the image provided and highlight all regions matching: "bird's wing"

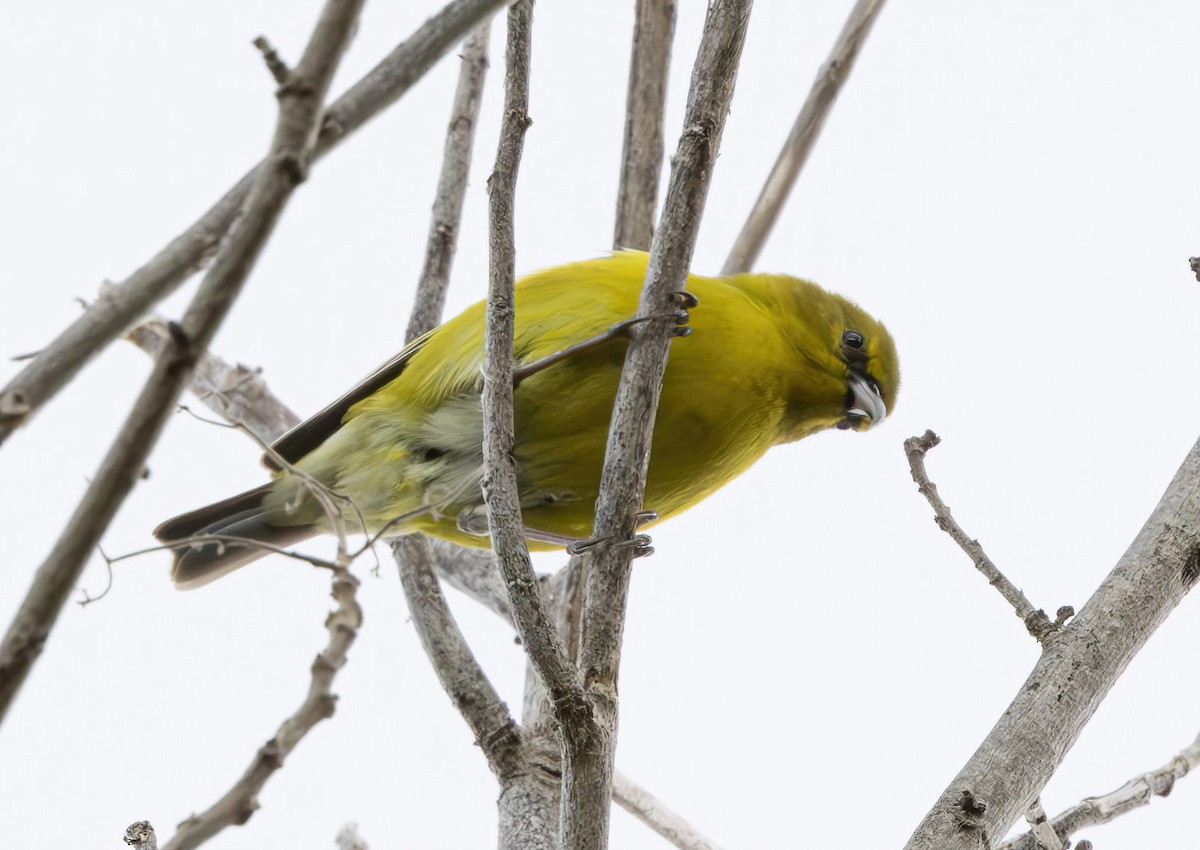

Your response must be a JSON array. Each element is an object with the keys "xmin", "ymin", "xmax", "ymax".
[
  {"xmin": 263, "ymin": 333, "xmax": 434, "ymax": 470},
  {"xmin": 265, "ymin": 253, "xmax": 653, "ymax": 471}
]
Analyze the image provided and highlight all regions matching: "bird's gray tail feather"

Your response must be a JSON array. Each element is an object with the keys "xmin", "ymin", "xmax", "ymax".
[{"xmin": 154, "ymin": 484, "xmax": 317, "ymax": 590}]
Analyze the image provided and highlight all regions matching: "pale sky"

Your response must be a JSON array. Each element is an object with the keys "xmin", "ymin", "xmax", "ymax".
[{"xmin": 2, "ymin": 2, "xmax": 1200, "ymax": 848}]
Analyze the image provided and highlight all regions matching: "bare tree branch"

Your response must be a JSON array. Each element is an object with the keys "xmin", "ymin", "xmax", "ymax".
[
  {"xmin": 497, "ymin": 751, "xmax": 562, "ymax": 850},
  {"xmin": 904, "ymin": 430, "xmax": 1059, "ymax": 641},
  {"xmin": 0, "ymin": 0, "xmax": 364, "ymax": 727},
  {"xmin": 613, "ymin": 0, "xmax": 676, "ymax": 251},
  {"xmin": 406, "ymin": 20, "xmax": 493, "ymax": 343},
  {"xmin": 126, "ymin": 319, "xmax": 299, "ymax": 441},
  {"xmin": 568, "ymin": 3, "xmax": 753, "ymax": 849},
  {"xmin": 903, "ymin": 433, "xmax": 1200, "ymax": 849},
  {"xmin": 1000, "ymin": 733, "xmax": 1200, "ymax": 850},
  {"xmin": 392, "ymin": 535, "xmax": 523, "ymax": 773},
  {"xmin": 477, "ymin": 11, "xmax": 595, "ymax": 845},
  {"xmin": 163, "ymin": 568, "xmax": 362, "ymax": 850},
  {"xmin": 722, "ymin": 0, "xmax": 888, "ymax": 275},
  {"xmin": 162, "ymin": 394, "xmax": 366, "ymax": 850},
  {"xmin": 0, "ymin": 0, "xmax": 510, "ymax": 449},
  {"xmin": 480, "ymin": 0, "xmax": 592, "ymax": 738},
  {"xmin": 427, "ymin": 536, "xmax": 512, "ymax": 620},
  {"xmin": 613, "ymin": 772, "xmax": 726, "ymax": 850}
]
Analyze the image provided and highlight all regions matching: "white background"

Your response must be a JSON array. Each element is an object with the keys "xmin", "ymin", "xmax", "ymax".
[{"xmin": 2, "ymin": 1, "xmax": 1199, "ymax": 848}]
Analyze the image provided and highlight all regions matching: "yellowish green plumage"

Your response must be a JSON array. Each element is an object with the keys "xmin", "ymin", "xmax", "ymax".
[{"xmin": 156, "ymin": 251, "xmax": 899, "ymax": 587}]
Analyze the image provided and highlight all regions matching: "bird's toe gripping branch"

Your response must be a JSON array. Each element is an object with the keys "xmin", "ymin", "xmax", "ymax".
[
  {"xmin": 667, "ymin": 290, "xmax": 698, "ymax": 337},
  {"xmin": 511, "ymin": 295, "xmax": 698, "ymax": 387},
  {"xmin": 567, "ymin": 533, "xmax": 654, "ymax": 558},
  {"xmin": 606, "ymin": 290, "xmax": 698, "ymax": 343},
  {"xmin": 565, "ymin": 511, "xmax": 659, "ymax": 558}
]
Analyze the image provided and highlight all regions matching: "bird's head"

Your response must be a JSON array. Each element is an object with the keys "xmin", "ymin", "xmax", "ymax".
[
  {"xmin": 767, "ymin": 277, "xmax": 899, "ymax": 439},
  {"xmin": 832, "ymin": 299, "xmax": 899, "ymax": 433}
]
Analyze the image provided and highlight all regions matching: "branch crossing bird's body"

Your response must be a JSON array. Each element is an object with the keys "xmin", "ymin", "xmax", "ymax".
[{"xmin": 157, "ymin": 252, "xmax": 899, "ymax": 588}]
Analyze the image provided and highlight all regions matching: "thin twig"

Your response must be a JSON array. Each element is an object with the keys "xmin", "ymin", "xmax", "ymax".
[
  {"xmin": 481, "ymin": 0, "xmax": 592, "ymax": 733},
  {"xmin": 613, "ymin": 772, "xmax": 726, "ymax": 850},
  {"xmin": 253, "ymin": 36, "xmax": 292, "ymax": 85},
  {"xmin": 569, "ymin": 3, "xmax": 753, "ymax": 849},
  {"xmin": 165, "ymin": 373, "xmax": 366, "ymax": 850},
  {"xmin": 722, "ymin": 0, "xmax": 888, "ymax": 275},
  {"xmin": 999, "ymin": 734, "xmax": 1200, "ymax": 850},
  {"xmin": 163, "ymin": 569, "xmax": 361, "ymax": 850},
  {"xmin": 903, "ymin": 431, "xmax": 1200, "ymax": 849},
  {"xmin": 105, "ymin": 534, "xmax": 339, "ymax": 571},
  {"xmin": 406, "ymin": 19, "xmax": 493, "ymax": 343},
  {"xmin": 613, "ymin": 0, "xmax": 676, "ymax": 251},
  {"xmin": 903, "ymin": 430, "xmax": 1058, "ymax": 641},
  {"xmin": 76, "ymin": 542, "xmax": 116, "ymax": 606},
  {"xmin": 0, "ymin": 0, "xmax": 364, "ymax": 728},
  {"xmin": 392, "ymin": 535, "xmax": 523, "ymax": 776},
  {"xmin": 0, "ymin": 0, "xmax": 510, "ymax": 449},
  {"xmin": 127, "ymin": 319, "xmax": 299, "ymax": 441}
]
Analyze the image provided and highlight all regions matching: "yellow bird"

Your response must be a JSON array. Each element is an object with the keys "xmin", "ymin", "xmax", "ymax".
[{"xmin": 156, "ymin": 251, "xmax": 899, "ymax": 588}]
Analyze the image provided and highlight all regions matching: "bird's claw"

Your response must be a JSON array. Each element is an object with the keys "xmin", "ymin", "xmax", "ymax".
[
  {"xmin": 667, "ymin": 294, "xmax": 696, "ymax": 331},
  {"xmin": 668, "ymin": 291, "xmax": 697, "ymax": 333},
  {"xmin": 668, "ymin": 290, "xmax": 699, "ymax": 309},
  {"xmin": 625, "ymin": 534, "xmax": 655, "ymax": 558},
  {"xmin": 566, "ymin": 529, "xmax": 655, "ymax": 557},
  {"xmin": 607, "ymin": 293, "xmax": 697, "ymax": 341},
  {"xmin": 566, "ymin": 537, "xmax": 598, "ymax": 556}
]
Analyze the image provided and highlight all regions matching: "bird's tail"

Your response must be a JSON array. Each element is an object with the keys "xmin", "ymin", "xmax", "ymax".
[{"xmin": 154, "ymin": 484, "xmax": 317, "ymax": 590}]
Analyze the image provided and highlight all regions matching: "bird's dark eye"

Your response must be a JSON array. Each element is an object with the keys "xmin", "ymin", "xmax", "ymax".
[{"xmin": 843, "ymin": 330, "xmax": 864, "ymax": 349}]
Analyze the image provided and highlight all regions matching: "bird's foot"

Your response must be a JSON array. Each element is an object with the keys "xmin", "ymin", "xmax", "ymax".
[
  {"xmin": 564, "ymin": 511, "xmax": 658, "ymax": 557},
  {"xmin": 567, "ymin": 533, "xmax": 654, "ymax": 558},
  {"xmin": 609, "ymin": 292, "xmax": 698, "ymax": 340},
  {"xmin": 667, "ymin": 290, "xmax": 698, "ymax": 336}
]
